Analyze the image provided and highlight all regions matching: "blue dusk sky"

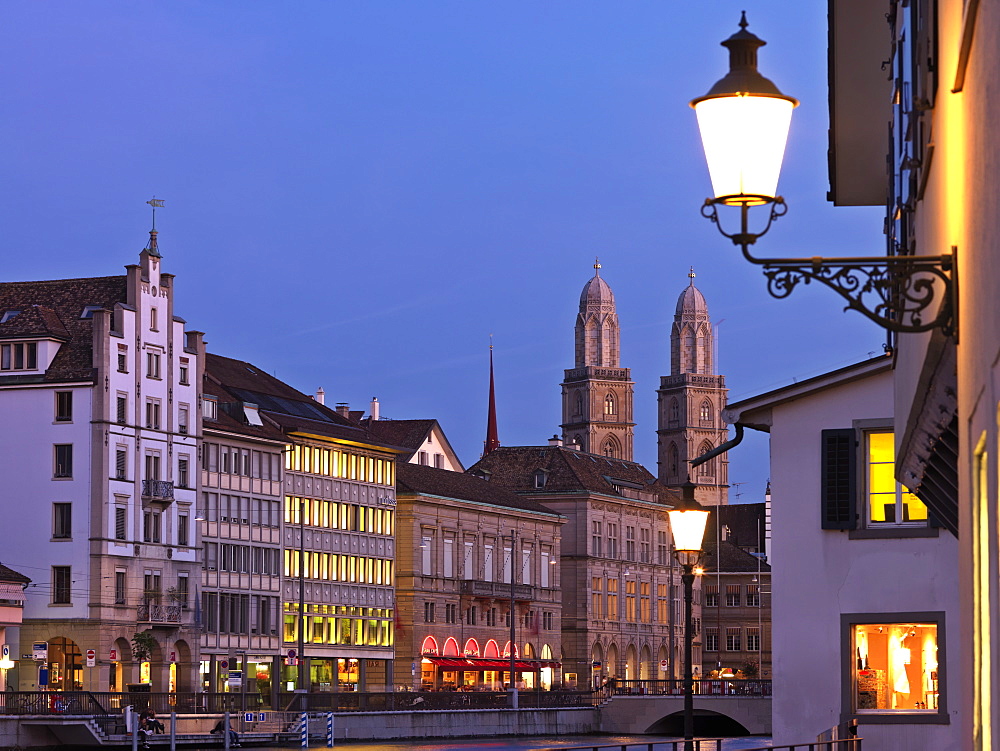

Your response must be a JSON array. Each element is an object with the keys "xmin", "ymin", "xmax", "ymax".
[{"xmin": 0, "ymin": 2, "xmax": 886, "ymax": 501}]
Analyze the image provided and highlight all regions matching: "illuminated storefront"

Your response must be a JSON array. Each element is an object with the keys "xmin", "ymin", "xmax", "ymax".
[
  {"xmin": 851, "ymin": 621, "xmax": 940, "ymax": 712},
  {"xmin": 417, "ymin": 635, "xmax": 559, "ymax": 691}
]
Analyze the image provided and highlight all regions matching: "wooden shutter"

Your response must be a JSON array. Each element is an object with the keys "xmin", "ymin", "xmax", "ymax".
[{"xmin": 821, "ymin": 428, "xmax": 857, "ymax": 529}]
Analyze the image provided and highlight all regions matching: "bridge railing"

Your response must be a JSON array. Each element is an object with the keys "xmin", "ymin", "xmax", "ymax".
[
  {"xmin": 546, "ymin": 737, "xmax": 860, "ymax": 751},
  {"xmin": 604, "ymin": 679, "xmax": 772, "ymax": 697}
]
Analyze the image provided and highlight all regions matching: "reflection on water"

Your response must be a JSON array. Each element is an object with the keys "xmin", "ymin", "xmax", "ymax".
[{"xmin": 191, "ymin": 735, "xmax": 772, "ymax": 751}]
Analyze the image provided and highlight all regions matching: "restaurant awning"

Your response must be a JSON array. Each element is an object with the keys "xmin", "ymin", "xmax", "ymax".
[{"xmin": 425, "ymin": 657, "xmax": 560, "ymax": 670}]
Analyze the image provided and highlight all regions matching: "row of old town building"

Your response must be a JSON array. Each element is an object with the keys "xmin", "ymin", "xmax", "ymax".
[{"xmin": 0, "ymin": 236, "xmax": 770, "ymax": 705}]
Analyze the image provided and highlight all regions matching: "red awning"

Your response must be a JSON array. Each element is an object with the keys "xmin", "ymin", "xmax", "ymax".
[{"xmin": 425, "ymin": 657, "xmax": 560, "ymax": 670}]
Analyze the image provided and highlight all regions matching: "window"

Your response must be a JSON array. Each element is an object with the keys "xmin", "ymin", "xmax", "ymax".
[
  {"xmin": 143, "ymin": 511, "xmax": 162, "ymax": 543},
  {"xmin": 607, "ymin": 523, "xmax": 618, "ymax": 558},
  {"xmin": 625, "ymin": 580, "xmax": 637, "ymax": 620},
  {"xmin": 145, "ymin": 453, "xmax": 161, "ymax": 481},
  {"xmin": 606, "ymin": 578, "xmax": 618, "ymax": 618},
  {"xmin": 115, "ymin": 448, "xmax": 127, "ymax": 480},
  {"xmin": 55, "ymin": 391, "xmax": 72, "ymax": 422},
  {"xmin": 52, "ymin": 566, "xmax": 71, "ymax": 604},
  {"xmin": 434, "ymin": 453, "xmax": 444, "ymax": 469},
  {"xmin": 0, "ymin": 310, "xmax": 19, "ymax": 323},
  {"xmin": 821, "ymin": 427, "xmax": 930, "ymax": 532},
  {"xmin": 53, "ymin": 503, "xmax": 71, "ymax": 539},
  {"xmin": 146, "ymin": 351, "xmax": 161, "ymax": 379},
  {"xmin": 445, "ymin": 603, "xmax": 457, "ymax": 624},
  {"xmin": 178, "ymin": 406, "xmax": 189, "ymax": 435},
  {"xmin": 178, "ymin": 514, "xmax": 189, "ymax": 547},
  {"xmin": 418, "ymin": 451, "xmax": 428, "ymax": 465},
  {"xmin": 423, "ymin": 602, "xmax": 435, "ymax": 623},
  {"xmin": 604, "ymin": 393, "xmax": 616, "ymax": 415},
  {"xmin": 705, "ymin": 627, "xmax": 719, "ymax": 652},
  {"xmin": 640, "ymin": 581, "xmax": 651, "ymax": 622},
  {"xmin": 179, "ymin": 358, "xmax": 189, "ymax": 385},
  {"xmin": 421, "ymin": 535, "xmax": 433, "ymax": 575},
  {"xmin": 844, "ymin": 614, "xmax": 944, "ymax": 718},
  {"xmin": 1, "ymin": 341, "xmax": 37, "ymax": 371},
  {"xmin": 657, "ymin": 583, "xmax": 668, "ymax": 623},
  {"xmin": 591, "ymin": 577, "xmax": 603, "ymax": 619},
  {"xmin": 700, "ymin": 401, "xmax": 712, "ymax": 421},
  {"xmin": 178, "ymin": 457, "xmax": 190, "ymax": 489},
  {"xmin": 625, "ymin": 526, "xmax": 636, "ymax": 560},
  {"xmin": 115, "ymin": 507, "xmax": 127, "ymax": 540},
  {"xmin": 592, "ymin": 521, "xmax": 602, "ymax": 556},
  {"xmin": 150, "ymin": 307, "xmax": 158, "ymax": 331},
  {"xmin": 486, "ymin": 607, "xmax": 497, "ymax": 627},
  {"xmin": 543, "ymin": 611, "xmax": 554, "ymax": 630},
  {"xmin": 657, "ymin": 530, "xmax": 668, "ymax": 565},
  {"xmin": 203, "ymin": 396, "xmax": 217, "ymax": 420},
  {"xmin": 669, "ymin": 398, "xmax": 679, "ymax": 422},
  {"xmin": 145, "ymin": 400, "xmax": 161, "ymax": 429},
  {"xmin": 443, "ymin": 536, "xmax": 454, "ymax": 578},
  {"xmin": 639, "ymin": 528, "xmax": 651, "ymax": 562},
  {"xmin": 746, "ymin": 584, "xmax": 761, "ymax": 607},
  {"xmin": 726, "ymin": 627, "xmax": 742, "ymax": 651},
  {"xmin": 866, "ymin": 431, "xmax": 928, "ymax": 526},
  {"xmin": 54, "ymin": 444, "xmax": 73, "ymax": 478},
  {"xmin": 117, "ymin": 346, "xmax": 128, "ymax": 373},
  {"xmin": 466, "ymin": 606, "xmax": 477, "ymax": 626},
  {"xmin": 114, "ymin": 570, "xmax": 127, "ymax": 605},
  {"xmin": 117, "ymin": 394, "xmax": 127, "ymax": 424},
  {"xmin": 175, "ymin": 574, "xmax": 189, "ymax": 608},
  {"xmin": 726, "ymin": 584, "xmax": 741, "ymax": 607},
  {"xmin": 747, "ymin": 627, "xmax": 761, "ymax": 652},
  {"xmin": 705, "ymin": 584, "xmax": 719, "ymax": 608},
  {"xmin": 534, "ymin": 470, "xmax": 547, "ymax": 489}
]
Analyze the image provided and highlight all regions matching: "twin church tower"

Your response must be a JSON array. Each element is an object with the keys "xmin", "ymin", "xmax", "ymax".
[{"xmin": 559, "ymin": 261, "xmax": 729, "ymax": 505}]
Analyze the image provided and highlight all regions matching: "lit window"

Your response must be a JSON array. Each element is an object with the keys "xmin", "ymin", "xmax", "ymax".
[
  {"xmin": 867, "ymin": 431, "xmax": 928, "ymax": 526},
  {"xmin": 604, "ymin": 393, "xmax": 616, "ymax": 415},
  {"xmin": 848, "ymin": 617, "xmax": 943, "ymax": 716},
  {"xmin": 700, "ymin": 401, "xmax": 712, "ymax": 421}
]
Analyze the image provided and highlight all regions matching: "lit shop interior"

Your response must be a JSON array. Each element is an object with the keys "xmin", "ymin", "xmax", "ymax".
[
  {"xmin": 853, "ymin": 622, "xmax": 938, "ymax": 711},
  {"xmin": 418, "ymin": 636, "xmax": 559, "ymax": 690}
]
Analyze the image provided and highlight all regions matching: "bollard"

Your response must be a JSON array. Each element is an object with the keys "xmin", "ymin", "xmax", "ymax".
[
  {"xmin": 300, "ymin": 711, "xmax": 308, "ymax": 748},
  {"xmin": 224, "ymin": 711, "xmax": 231, "ymax": 751},
  {"xmin": 325, "ymin": 712, "xmax": 334, "ymax": 748},
  {"xmin": 170, "ymin": 710, "xmax": 176, "ymax": 751},
  {"xmin": 131, "ymin": 709, "xmax": 138, "ymax": 751}
]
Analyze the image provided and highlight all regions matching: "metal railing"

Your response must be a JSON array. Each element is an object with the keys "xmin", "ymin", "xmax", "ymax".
[
  {"xmin": 0, "ymin": 692, "xmax": 264, "ymax": 716},
  {"xmin": 547, "ymin": 739, "xmax": 860, "ymax": 751},
  {"xmin": 136, "ymin": 603, "xmax": 182, "ymax": 623},
  {"xmin": 459, "ymin": 580, "xmax": 534, "ymax": 599},
  {"xmin": 142, "ymin": 479, "xmax": 174, "ymax": 500},
  {"xmin": 604, "ymin": 679, "xmax": 772, "ymax": 697},
  {"xmin": 278, "ymin": 688, "xmax": 601, "ymax": 712}
]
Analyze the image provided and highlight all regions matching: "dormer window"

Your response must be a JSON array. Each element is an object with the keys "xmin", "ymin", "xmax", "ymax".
[
  {"xmin": 0, "ymin": 311, "xmax": 21, "ymax": 323},
  {"xmin": 533, "ymin": 470, "xmax": 548, "ymax": 489},
  {"xmin": 80, "ymin": 306, "xmax": 104, "ymax": 319},
  {"xmin": 202, "ymin": 396, "xmax": 218, "ymax": 421},
  {"xmin": 1, "ymin": 342, "xmax": 37, "ymax": 371},
  {"xmin": 243, "ymin": 403, "xmax": 263, "ymax": 427}
]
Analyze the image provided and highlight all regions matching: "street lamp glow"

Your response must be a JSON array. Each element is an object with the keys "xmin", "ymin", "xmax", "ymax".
[
  {"xmin": 691, "ymin": 12, "xmax": 798, "ymax": 206},
  {"xmin": 668, "ymin": 507, "xmax": 710, "ymax": 553}
]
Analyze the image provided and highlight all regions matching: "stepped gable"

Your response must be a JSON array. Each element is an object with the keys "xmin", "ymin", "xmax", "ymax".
[
  {"xmin": 0, "ymin": 275, "xmax": 128, "ymax": 381},
  {"xmin": 470, "ymin": 445, "xmax": 679, "ymax": 505},
  {"xmin": 397, "ymin": 462, "xmax": 558, "ymax": 515}
]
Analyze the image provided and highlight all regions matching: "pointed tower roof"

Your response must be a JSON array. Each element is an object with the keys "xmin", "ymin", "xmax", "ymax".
[
  {"xmin": 675, "ymin": 266, "xmax": 709, "ymax": 316},
  {"xmin": 484, "ymin": 342, "xmax": 500, "ymax": 456},
  {"xmin": 580, "ymin": 257, "xmax": 615, "ymax": 307}
]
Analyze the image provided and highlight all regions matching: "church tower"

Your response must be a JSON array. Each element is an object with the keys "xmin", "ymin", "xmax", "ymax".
[
  {"xmin": 657, "ymin": 269, "xmax": 729, "ymax": 505},
  {"xmin": 561, "ymin": 260, "xmax": 635, "ymax": 459}
]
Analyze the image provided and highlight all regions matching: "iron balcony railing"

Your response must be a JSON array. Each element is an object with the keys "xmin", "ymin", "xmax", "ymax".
[
  {"xmin": 142, "ymin": 479, "xmax": 174, "ymax": 500},
  {"xmin": 137, "ymin": 603, "xmax": 182, "ymax": 624},
  {"xmin": 604, "ymin": 678, "xmax": 772, "ymax": 697},
  {"xmin": 459, "ymin": 580, "xmax": 534, "ymax": 600}
]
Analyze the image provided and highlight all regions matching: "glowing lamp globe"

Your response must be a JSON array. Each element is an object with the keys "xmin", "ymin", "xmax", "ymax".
[
  {"xmin": 668, "ymin": 506, "xmax": 710, "ymax": 554},
  {"xmin": 691, "ymin": 13, "xmax": 798, "ymax": 206}
]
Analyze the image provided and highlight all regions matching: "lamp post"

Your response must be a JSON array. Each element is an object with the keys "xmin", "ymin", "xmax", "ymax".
[
  {"xmin": 691, "ymin": 13, "xmax": 955, "ymax": 336},
  {"xmin": 668, "ymin": 480, "xmax": 710, "ymax": 751}
]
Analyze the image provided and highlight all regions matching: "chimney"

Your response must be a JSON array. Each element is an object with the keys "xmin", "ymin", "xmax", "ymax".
[
  {"xmin": 567, "ymin": 437, "xmax": 581, "ymax": 451},
  {"xmin": 335, "ymin": 402, "xmax": 350, "ymax": 418},
  {"xmin": 315, "ymin": 387, "xmax": 325, "ymax": 405},
  {"xmin": 548, "ymin": 435, "xmax": 563, "ymax": 447},
  {"xmin": 370, "ymin": 397, "xmax": 380, "ymax": 421}
]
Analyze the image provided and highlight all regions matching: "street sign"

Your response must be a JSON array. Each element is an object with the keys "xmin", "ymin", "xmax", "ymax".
[
  {"xmin": 86, "ymin": 649, "xmax": 96, "ymax": 667},
  {"xmin": 257, "ymin": 713, "xmax": 266, "ymax": 722},
  {"xmin": 244, "ymin": 712, "xmax": 254, "ymax": 722},
  {"xmin": 110, "ymin": 649, "xmax": 118, "ymax": 661},
  {"xmin": 169, "ymin": 651, "xmax": 177, "ymax": 663},
  {"xmin": 33, "ymin": 642, "xmax": 47, "ymax": 660},
  {"xmin": 286, "ymin": 657, "xmax": 297, "ymax": 666},
  {"xmin": 38, "ymin": 667, "xmax": 49, "ymax": 686},
  {"xmin": 220, "ymin": 659, "xmax": 229, "ymax": 670},
  {"xmin": 228, "ymin": 669, "xmax": 243, "ymax": 688},
  {"xmin": 659, "ymin": 659, "xmax": 669, "ymax": 671},
  {"xmin": 287, "ymin": 649, "xmax": 296, "ymax": 659}
]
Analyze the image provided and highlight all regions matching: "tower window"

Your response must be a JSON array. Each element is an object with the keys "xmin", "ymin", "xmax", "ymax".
[
  {"xmin": 574, "ymin": 393, "xmax": 584, "ymax": 417},
  {"xmin": 700, "ymin": 401, "xmax": 712, "ymax": 421},
  {"xmin": 669, "ymin": 398, "xmax": 679, "ymax": 422},
  {"xmin": 604, "ymin": 394, "xmax": 616, "ymax": 415}
]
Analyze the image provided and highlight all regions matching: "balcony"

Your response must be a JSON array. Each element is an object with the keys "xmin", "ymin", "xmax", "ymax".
[
  {"xmin": 142, "ymin": 480, "xmax": 174, "ymax": 501},
  {"xmin": 137, "ymin": 603, "xmax": 182, "ymax": 625},
  {"xmin": 460, "ymin": 580, "xmax": 534, "ymax": 601}
]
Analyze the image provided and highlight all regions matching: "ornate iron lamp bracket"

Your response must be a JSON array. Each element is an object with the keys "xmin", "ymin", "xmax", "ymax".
[{"xmin": 701, "ymin": 197, "xmax": 955, "ymax": 336}]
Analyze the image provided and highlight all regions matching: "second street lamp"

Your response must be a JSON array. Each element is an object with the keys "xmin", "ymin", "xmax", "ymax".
[{"xmin": 668, "ymin": 480, "xmax": 710, "ymax": 751}]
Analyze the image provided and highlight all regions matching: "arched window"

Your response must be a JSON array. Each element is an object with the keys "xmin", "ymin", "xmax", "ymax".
[
  {"xmin": 604, "ymin": 393, "xmax": 616, "ymax": 416},
  {"xmin": 484, "ymin": 639, "xmax": 501, "ymax": 658},
  {"xmin": 574, "ymin": 392, "xmax": 584, "ymax": 416},
  {"xmin": 668, "ymin": 443, "xmax": 679, "ymax": 476},
  {"xmin": 700, "ymin": 400, "xmax": 712, "ymax": 421},
  {"xmin": 463, "ymin": 638, "xmax": 481, "ymax": 657},
  {"xmin": 420, "ymin": 636, "xmax": 439, "ymax": 655},
  {"xmin": 669, "ymin": 398, "xmax": 679, "ymax": 422},
  {"xmin": 698, "ymin": 441, "xmax": 715, "ymax": 476},
  {"xmin": 502, "ymin": 641, "xmax": 520, "ymax": 658},
  {"xmin": 602, "ymin": 437, "xmax": 620, "ymax": 459},
  {"xmin": 443, "ymin": 637, "xmax": 460, "ymax": 657}
]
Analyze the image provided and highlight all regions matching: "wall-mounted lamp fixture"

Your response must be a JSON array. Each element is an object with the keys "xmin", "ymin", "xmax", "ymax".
[{"xmin": 691, "ymin": 13, "xmax": 955, "ymax": 336}]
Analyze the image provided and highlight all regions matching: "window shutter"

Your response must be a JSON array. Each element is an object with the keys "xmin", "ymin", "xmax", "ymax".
[{"xmin": 821, "ymin": 428, "xmax": 857, "ymax": 529}]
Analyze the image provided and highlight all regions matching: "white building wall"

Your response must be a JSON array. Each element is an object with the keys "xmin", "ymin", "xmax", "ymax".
[{"xmin": 767, "ymin": 370, "xmax": 960, "ymax": 748}]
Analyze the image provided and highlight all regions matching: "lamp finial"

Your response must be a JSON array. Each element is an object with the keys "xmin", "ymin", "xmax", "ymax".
[{"xmin": 594, "ymin": 257, "xmax": 601, "ymax": 274}]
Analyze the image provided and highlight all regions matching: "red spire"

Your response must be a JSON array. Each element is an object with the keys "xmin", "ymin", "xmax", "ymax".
[{"xmin": 484, "ymin": 343, "xmax": 500, "ymax": 456}]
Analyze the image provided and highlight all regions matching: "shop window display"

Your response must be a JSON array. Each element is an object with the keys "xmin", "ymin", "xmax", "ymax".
[{"xmin": 853, "ymin": 622, "xmax": 938, "ymax": 712}]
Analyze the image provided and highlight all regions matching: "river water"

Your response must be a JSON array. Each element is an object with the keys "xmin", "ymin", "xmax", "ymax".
[{"xmin": 195, "ymin": 736, "xmax": 773, "ymax": 750}]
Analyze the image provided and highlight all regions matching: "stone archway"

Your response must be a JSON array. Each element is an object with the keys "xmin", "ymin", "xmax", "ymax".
[
  {"xmin": 110, "ymin": 637, "xmax": 132, "ymax": 691},
  {"xmin": 639, "ymin": 644, "xmax": 652, "ymax": 680},
  {"xmin": 625, "ymin": 644, "xmax": 638, "ymax": 680},
  {"xmin": 45, "ymin": 636, "xmax": 83, "ymax": 691},
  {"xmin": 172, "ymin": 639, "xmax": 194, "ymax": 693},
  {"xmin": 591, "ymin": 642, "xmax": 605, "ymax": 689},
  {"xmin": 606, "ymin": 643, "xmax": 619, "ymax": 678},
  {"xmin": 657, "ymin": 645, "xmax": 669, "ymax": 680}
]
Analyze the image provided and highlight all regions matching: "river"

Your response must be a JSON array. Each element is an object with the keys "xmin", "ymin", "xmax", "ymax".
[{"xmin": 191, "ymin": 735, "xmax": 773, "ymax": 750}]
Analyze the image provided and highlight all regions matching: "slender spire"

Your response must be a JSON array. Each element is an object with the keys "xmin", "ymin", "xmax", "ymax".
[
  {"xmin": 145, "ymin": 197, "xmax": 164, "ymax": 258},
  {"xmin": 484, "ymin": 337, "xmax": 500, "ymax": 456}
]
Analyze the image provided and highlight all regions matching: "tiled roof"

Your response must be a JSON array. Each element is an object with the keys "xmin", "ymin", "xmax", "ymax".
[
  {"xmin": 705, "ymin": 503, "xmax": 767, "ymax": 552},
  {"xmin": 0, "ymin": 563, "xmax": 30, "ymax": 584},
  {"xmin": 0, "ymin": 275, "xmax": 128, "ymax": 382},
  {"xmin": 701, "ymin": 539, "xmax": 771, "ymax": 574},
  {"xmin": 204, "ymin": 353, "xmax": 400, "ymax": 449},
  {"xmin": 396, "ymin": 463, "xmax": 560, "ymax": 516},
  {"xmin": 362, "ymin": 419, "xmax": 437, "ymax": 452},
  {"xmin": 467, "ymin": 446, "xmax": 678, "ymax": 505}
]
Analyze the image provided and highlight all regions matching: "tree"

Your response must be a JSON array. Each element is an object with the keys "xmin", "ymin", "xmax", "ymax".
[{"xmin": 131, "ymin": 630, "xmax": 157, "ymax": 667}]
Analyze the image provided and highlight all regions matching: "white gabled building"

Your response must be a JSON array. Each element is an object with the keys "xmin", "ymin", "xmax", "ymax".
[
  {"xmin": 725, "ymin": 356, "xmax": 960, "ymax": 749},
  {"xmin": 0, "ymin": 230, "xmax": 204, "ymax": 693}
]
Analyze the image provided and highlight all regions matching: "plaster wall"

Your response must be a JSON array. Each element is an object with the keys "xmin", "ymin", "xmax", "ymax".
[{"xmin": 768, "ymin": 369, "xmax": 960, "ymax": 748}]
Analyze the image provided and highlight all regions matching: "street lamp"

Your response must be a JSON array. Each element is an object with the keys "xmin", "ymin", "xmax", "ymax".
[
  {"xmin": 692, "ymin": 13, "xmax": 955, "ymax": 336},
  {"xmin": 668, "ymin": 480, "xmax": 709, "ymax": 751}
]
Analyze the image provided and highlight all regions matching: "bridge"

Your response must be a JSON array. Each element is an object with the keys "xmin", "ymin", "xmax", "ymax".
[{"xmin": 599, "ymin": 680, "xmax": 771, "ymax": 736}]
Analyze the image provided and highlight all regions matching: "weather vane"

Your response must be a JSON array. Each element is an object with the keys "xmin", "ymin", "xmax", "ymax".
[{"xmin": 146, "ymin": 197, "xmax": 165, "ymax": 230}]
